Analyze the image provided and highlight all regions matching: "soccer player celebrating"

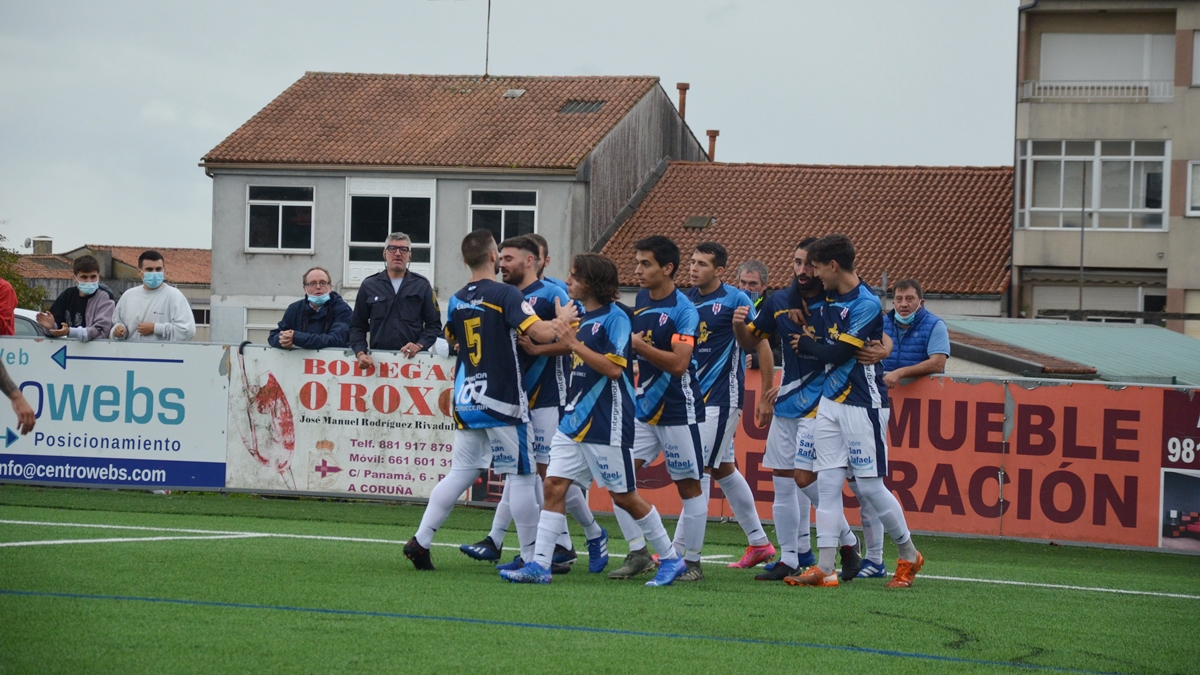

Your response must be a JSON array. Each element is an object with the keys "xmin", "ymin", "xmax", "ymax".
[
  {"xmin": 733, "ymin": 239, "xmax": 860, "ymax": 581},
  {"xmin": 788, "ymin": 233, "xmax": 923, "ymax": 588},
  {"xmin": 460, "ymin": 236, "xmax": 606, "ymax": 572},
  {"xmin": 683, "ymin": 242, "xmax": 777, "ymax": 575},
  {"xmin": 501, "ymin": 254, "xmax": 684, "ymax": 586},
  {"xmin": 404, "ymin": 230, "xmax": 571, "ymax": 571},
  {"xmin": 607, "ymin": 236, "xmax": 705, "ymax": 583}
]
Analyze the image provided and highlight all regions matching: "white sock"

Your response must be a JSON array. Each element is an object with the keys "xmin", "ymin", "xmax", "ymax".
[
  {"xmin": 506, "ymin": 473, "xmax": 540, "ymax": 562},
  {"xmin": 718, "ymin": 471, "xmax": 768, "ymax": 546},
  {"xmin": 613, "ymin": 503, "xmax": 645, "ymax": 551},
  {"xmin": 815, "ymin": 468, "xmax": 847, "ymax": 573},
  {"xmin": 674, "ymin": 475, "xmax": 710, "ymax": 554},
  {"xmin": 680, "ymin": 494, "xmax": 708, "ymax": 562},
  {"xmin": 533, "ymin": 510, "xmax": 567, "ymax": 568},
  {"xmin": 856, "ymin": 476, "xmax": 917, "ymax": 561},
  {"xmin": 849, "ymin": 480, "xmax": 884, "ymax": 561},
  {"xmin": 772, "ymin": 476, "xmax": 800, "ymax": 568},
  {"xmin": 535, "ymin": 473, "xmax": 545, "ymax": 510},
  {"xmin": 801, "ymin": 481, "xmax": 856, "ymax": 550},
  {"xmin": 795, "ymin": 482, "xmax": 813, "ymax": 554},
  {"xmin": 636, "ymin": 507, "xmax": 678, "ymax": 560},
  {"xmin": 565, "ymin": 483, "xmax": 602, "ymax": 540},
  {"xmin": 487, "ymin": 479, "xmax": 512, "ymax": 546},
  {"xmin": 415, "ymin": 468, "xmax": 478, "ymax": 548}
]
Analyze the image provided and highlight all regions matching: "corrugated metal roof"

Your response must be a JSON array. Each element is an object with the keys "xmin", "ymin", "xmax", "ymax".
[{"xmin": 944, "ymin": 318, "xmax": 1200, "ymax": 386}]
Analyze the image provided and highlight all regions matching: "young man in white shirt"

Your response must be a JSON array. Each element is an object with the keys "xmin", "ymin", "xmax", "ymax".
[{"xmin": 110, "ymin": 250, "xmax": 196, "ymax": 342}]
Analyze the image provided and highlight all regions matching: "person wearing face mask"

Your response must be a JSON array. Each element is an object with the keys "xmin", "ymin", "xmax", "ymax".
[
  {"xmin": 736, "ymin": 260, "xmax": 781, "ymax": 370},
  {"xmin": 268, "ymin": 267, "xmax": 352, "ymax": 350},
  {"xmin": 880, "ymin": 279, "xmax": 949, "ymax": 390},
  {"xmin": 37, "ymin": 255, "xmax": 115, "ymax": 342},
  {"xmin": 110, "ymin": 250, "xmax": 196, "ymax": 342}
]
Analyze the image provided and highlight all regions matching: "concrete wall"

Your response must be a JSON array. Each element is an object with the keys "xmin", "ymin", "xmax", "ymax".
[{"xmin": 207, "ymin": 169, "xmax": 583, "ymax": 342}]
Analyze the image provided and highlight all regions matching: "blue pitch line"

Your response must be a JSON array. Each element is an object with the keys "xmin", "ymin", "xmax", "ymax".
[{"xmin": 0, "ymin": 589, "xmax": 1126, "ymax": 675}]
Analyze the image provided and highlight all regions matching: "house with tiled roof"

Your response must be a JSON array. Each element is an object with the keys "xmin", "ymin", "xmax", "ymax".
[
  {"xmin": 202, "ymin": 72, "xmax": 707, "ymax": 343},
  {"xmin": 599, "ymin": 161, "xmax": 1013, "ymax": 316}
]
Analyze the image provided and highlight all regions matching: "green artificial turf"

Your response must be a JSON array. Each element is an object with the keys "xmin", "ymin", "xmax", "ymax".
[{"xmin": 0, "ymin": 485, "xmax": 1197, "ymax": 674}]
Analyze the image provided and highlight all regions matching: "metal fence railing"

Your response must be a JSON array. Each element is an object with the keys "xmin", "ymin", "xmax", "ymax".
[{"xmin": 1020, "ymin": 80, "xmax": 1174, "ymax": 102}]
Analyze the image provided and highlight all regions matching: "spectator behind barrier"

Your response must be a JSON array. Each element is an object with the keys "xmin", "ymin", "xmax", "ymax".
[
  {"xmin": 269, "ymin": 266, "xmax": 352, "ymax": 350},
  {"xmin": 737, "ymin": 259, "xmax": 781, "ymax": 369},
  {"xmin": 349, "ymin": 232, "xmax": 442, "ymax": 367},
  {"xmin": 37, "ymin": 255, "xmax": 115, "ymax": 342},
  {"xmin": 110, "ymin": 250, "xmax": 196, "ymax": 342},
  {"xmin": 881, "ymin": 278, "xmax": 949, "ymax": 388}
]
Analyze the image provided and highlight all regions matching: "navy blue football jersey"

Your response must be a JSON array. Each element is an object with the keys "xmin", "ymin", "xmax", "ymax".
[
  {"xmin": 519, "ymin": 280, "xmax": 570, "ymax": 410},
  {"xmin": 746, "ymin": 285, "xmax": 825, "ymax": 419},
  {"xmin": 558, "ymin": 304, "xmax": 636, "ymax": 447},
  {"xmin": 631, "ymin": 288, "xmax": 705, "ymax": 426},
  {"xmin": 686, "ymin": 283, "xmax": 754, "ymax": 410},
  {"xmin": 820, "ymin": 282, "xmax": 888, "ymax": 409},
  {"xmin": 445, "ymin": 279, "xmax": 540, "ymax": 429}
]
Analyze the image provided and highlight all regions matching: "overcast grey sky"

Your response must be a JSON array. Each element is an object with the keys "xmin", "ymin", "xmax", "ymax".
[{"xmin": 0, "ymin": 0, "xmax": 1017, "ymax": 252}]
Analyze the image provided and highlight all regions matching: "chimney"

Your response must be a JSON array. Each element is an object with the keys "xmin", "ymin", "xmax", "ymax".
[
  {"xmin": 706, "ymin": 130, "xmax": 719, "ymax": 161},
  {"xmin": 676, "ymin": 82, "xmax": 689, "ymax": 120},
  {"xmin": 31, "ymin": 236, "xmax": 53, "ymax": 255}
]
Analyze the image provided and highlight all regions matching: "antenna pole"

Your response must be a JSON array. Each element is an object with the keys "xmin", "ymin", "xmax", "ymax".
[{"xmin": 485, "ymin": 0, "xmax": 491, "ymax": 78}]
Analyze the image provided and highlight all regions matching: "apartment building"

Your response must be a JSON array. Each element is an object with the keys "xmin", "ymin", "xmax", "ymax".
[{"xmin": 1013, "ymin": 0, "xmax": 1200, "ymax": 336}]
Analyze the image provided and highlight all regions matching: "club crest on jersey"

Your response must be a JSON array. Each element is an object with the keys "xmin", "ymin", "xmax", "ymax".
[
  {"xmin": 591, "ymin": 323, "xmax": 600, "ymax": 335},
  {"xmin": 521, "ymin": 301, "xmax": 536, "ymax": 316},
  {"xmin": 712, "ymin": 303, "xmax": 722, "ymax": 314},
  {"xmin": 658, "ymin": 313, "xmax": 668, "ymax": 326},
  {"xmin": 528, "ymin": 297, "xmax": 537, "ymax": 306},
  {"xmin": 840, "ymin": 307, "xmax": 850, "ymax": 320}
]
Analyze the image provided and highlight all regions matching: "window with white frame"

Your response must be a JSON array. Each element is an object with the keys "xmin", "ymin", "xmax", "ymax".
[
  {"xmin": 244, "ymin": 308, "xmax": 285, "ymax": 344},
  {"xmin": 1194, "ymin": 31, "xmax": 1200, "ymax": 86},
  {"xmin": 469, "ymin": 190, "xmax": 537, "ymax": 243},
  {"xmin": 348, "ymin": 196, "xmax": 433, "ymax": 263},
  {"xmin": 1188, "ymin": 161, "xmax": 1200, "ymax": 216},
  {"xmin": 247, "ymin": 186, "xmax": 314, "ymax": 251},
  {"xmin": 1017, "ymin": 140, "xmax": 1167, "ymax": 229}
]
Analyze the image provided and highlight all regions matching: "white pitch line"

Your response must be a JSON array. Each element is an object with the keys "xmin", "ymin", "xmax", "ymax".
[
  {"xmin": 0, "ymin": 534, "xmax": 269, "ymax": 548},
  {"xmin": 2, "ymin": 520, "xmax": 1195, "ymax": 599},
  {"xmin": 920, "ymin": 574, "xmax": 1200, "ymax": 601}
]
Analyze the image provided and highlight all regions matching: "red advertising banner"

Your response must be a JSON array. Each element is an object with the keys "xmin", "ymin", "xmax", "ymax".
[{"xmin": 590, "ymin": 371, "xmax": 1200, "ymax": 550}]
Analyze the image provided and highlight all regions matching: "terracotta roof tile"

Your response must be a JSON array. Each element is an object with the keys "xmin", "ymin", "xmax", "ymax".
[
  {"xmin": 86, "ymin": 245, "xmax": 211, "ymax": 286},
  {"xmin": 16, "ymin": 255, "xmax": 76, "ymax": 280},
  {"xmin": 203, "ymin": 73, "xmax": 660, "ymax": 170},
  {"xmin": 600, "ymin": 162, "xmax": 1013, "ymax": 295}
]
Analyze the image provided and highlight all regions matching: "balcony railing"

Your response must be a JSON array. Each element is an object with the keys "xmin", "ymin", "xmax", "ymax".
[{"xmin": 1020, "ymin": 80, "xmax": 1174, "ymax": 103}]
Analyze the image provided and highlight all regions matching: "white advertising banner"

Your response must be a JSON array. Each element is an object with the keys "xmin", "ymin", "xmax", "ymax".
[
  {"xmin": 0, "ymin": 337, "xmax": 230, "ymax": 488},
  {"xmin": 226, "ymin": 345, "xmax": 457, "ymax": 499}
]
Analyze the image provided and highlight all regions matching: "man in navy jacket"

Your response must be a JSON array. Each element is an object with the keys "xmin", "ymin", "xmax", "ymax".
[
  {"xmin": 349, "ymin": 233, "xmax": 442, "ymax": 366},
  {"xmin": 269, "ymin": 267, "xmax": 353, "ymax": 350}
]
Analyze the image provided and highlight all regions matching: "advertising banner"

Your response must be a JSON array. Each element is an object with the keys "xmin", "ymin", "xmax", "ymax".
[
  {"xmin": 225, "ymin": 345, "xmax": 457, "ymax": 499},
  {"xmin": 0, "ymin": 338, "xmax": 230, "ymax": 488},
  {"xmin": 589, "ymin": 370, "xmax": 1200, "ymax": 550}
]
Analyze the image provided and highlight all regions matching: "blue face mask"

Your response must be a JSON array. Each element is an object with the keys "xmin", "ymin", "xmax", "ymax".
[
  {"xmin": 307, "ymin": 293, "xmax": 330, "ymax": 306},
  {"xmin": 895, "ymin": 310, "xmax": 917, "ymax": 326},
  {"xmin": 78, "ymin": 282, "xmax": 99, "ymax": 296},
  {"xmin": 143, "ymin": 271, "xmax": 164, "ymax": 289}
]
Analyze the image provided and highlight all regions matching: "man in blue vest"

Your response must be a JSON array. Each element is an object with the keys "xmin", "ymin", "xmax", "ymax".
[{"xmin": 881, "ymin": 279, "xmax": 949, "ymax": 389}]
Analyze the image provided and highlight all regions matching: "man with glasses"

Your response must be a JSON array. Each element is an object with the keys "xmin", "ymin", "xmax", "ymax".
[
  {"xmin": 269, "ymin": 267, "xmax": 353, "ymax": 350},
  {"xmin": 350, "ymin": 233, "xmax": 442, "ymax": 367}
]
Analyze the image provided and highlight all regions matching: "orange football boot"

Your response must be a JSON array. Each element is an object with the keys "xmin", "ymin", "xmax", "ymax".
[
  {"xmin": 885, "ymin": 551, "xmax": 925, "ymax": 588},
  {"xmin": 783, "ymin": 565, "xmax": 839, "ymax": 587}
]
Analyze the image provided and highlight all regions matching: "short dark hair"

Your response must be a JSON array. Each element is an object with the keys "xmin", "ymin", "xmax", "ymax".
[
  {"xmin": 894, "ymin": 279, "xmax": 924, "ymax": 299},
  {"xmin": 73, "ymin": 255, "xmax": 100, "ymax": 275},
  {"xmin": 526, "ymin": 233, "xmax": 549, "ymax": 259},
  {"xmin": 634, "ymin": 235, "xmax": 680, "ymax": 278},
  {"xmin": 806, "ymin": 233, "xmax": 855, "ymax": 272},
  {"xmin": 138, "ymin": 250, "xmax": 164, "ymax": 268},
  {"xmin": 499, "ymin": 235, "xmax": 540, "ymax": 259},
  {"xmin": 797, "ymin": 237, "xmax": 818, "ymax": 250},
  {"xmin": 462, "ymin": 229, "xmax": 497, "ymax": 268},
  {"xmin": 571, "ymin": 254, "xmax": 620, "ymax": 303},
  {"xmin": 694, "ymin": 242, "xmax": 728, "ymax": 269}
]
